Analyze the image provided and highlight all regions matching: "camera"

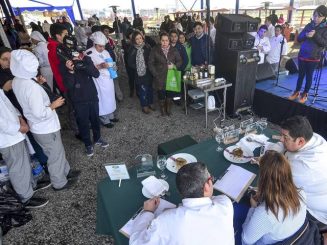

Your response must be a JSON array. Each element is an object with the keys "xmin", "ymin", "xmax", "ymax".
[{"xmin": 57, "ymin": 35, "xmax": 86, "ymax": 71}]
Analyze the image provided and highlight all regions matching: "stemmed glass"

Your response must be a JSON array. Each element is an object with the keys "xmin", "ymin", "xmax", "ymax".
[
  {"xmin": 157, "ymin": 155, "xmax": 167, "ymax": 180},
  {"xmin": 215, "ymin": 130, "xmax": 225, "ymax": 152},
  {"xmin": 257, "ymin": 118, "xmax": 268, "ymax": 134}
]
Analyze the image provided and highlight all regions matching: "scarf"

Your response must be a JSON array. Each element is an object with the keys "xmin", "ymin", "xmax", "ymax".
[
  {"xmin": 161, "ymin": 45, "xmax": 170, "ymax": 59},
  {"xmin": 135, "ymin": 43, "xmax": 146, "ymax": 77}
]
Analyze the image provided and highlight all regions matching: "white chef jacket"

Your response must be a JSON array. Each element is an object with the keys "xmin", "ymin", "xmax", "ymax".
[
  {"xmin": 252, "ymin": 34, "xmax": 271, "ymax": 64},
  {"xmin": 266, "ymin": 133, "xmax": 327, "ymax": 224},
  {"xmin": 33, "ymin": 41, "xmax": 51, "ymax": 68},
  {"xmin": 86, "ymin": 47, "xmax": 116, "ymax": 116},
  {"xmin": 129, "ymin": 195, "xmax": 235, "ymax": 245},
  {"xmin": 12, "ymin": 78, "xmax": 60, "ymax": 135},
  {"xmin": 0, "ymin": 89, "xmax": 25, "ymax": 148},
  {"xmin": 267, "ymin": 34, "xmax": 288, "ymax": 64},
  {"xmin": 267, "ymin": 24, "xmax": 275, "ymax": 39}
]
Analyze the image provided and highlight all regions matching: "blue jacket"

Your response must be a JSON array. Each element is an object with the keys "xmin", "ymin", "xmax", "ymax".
[
  {"xmin": 173, "ymin": 42, "xmax": 188, "ymax": 71},
  {"xmin": 190, "ymin": 34, "xmax": 209, "ymax": 66},
  {"xmin": 298, "ymin": 21, "xmax": 327, "ymax": 61}
]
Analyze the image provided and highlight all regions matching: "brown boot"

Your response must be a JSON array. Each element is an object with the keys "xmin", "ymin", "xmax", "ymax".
[
  {"xmin": 159, "ymin": 100, "xmax": 165, "ymax": 116},
  {"xmin": 166, "ymin": 98, "xmax": 173, "ymax": 116},
  {"xmin": 288, "ymin": 91, "xmax": 300, "ymax": 101},
  {"xmin": 142, "ymin": 106, "xmax": 151, "ymax": 114}
]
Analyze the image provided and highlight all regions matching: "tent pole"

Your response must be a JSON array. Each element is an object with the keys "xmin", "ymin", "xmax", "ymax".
[
  {"xmin": 75, "ymin": 0, "xmax": 84, "ymax": 20},
  {"xmin": 235, "ymin": 0, "xmax": 239, "ymax": 14},
  {"xmin": 201, "ymin": 0, "xmax": 204, "ymax": 19},
  {"xmin": 206, "ymin": 0, "xmax": 210, "ymax": 64},
  {"xmin": 0, "ymin": 0, "xmax": 12, "ymax": 24},
  {"xmin": 4, "ymin": 0, "xmax": 15, "ymax": 20},
  {"xmin": 287, "ymin": 0, "xmax": 294, "ymax": 23},
  {"xmin": 131, "ymin": 0, "xmax": 136, "ymax": 18}
]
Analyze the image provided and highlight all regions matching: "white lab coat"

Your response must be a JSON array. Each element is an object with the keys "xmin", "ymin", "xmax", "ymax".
[
  {"xmin": 253, "ymin": 34, "xmax": 271, "ymax": 64},
  {"xmin": 86, "ymin": 47, "xmax": 116, "ymax": 116},
  {"xmin": 0, "ymin": 89, "xmax": 25, "ymax": 148},
  {"xmin": 129, "ymin": 195, "xmax": 235, "ymax": 245},
  {"xmin": 267, "ymin": 34, "xmax": 288, "ymax": 64},
  {"xmin": 266, "ymin": 133, "xmax": 327, "ymax": 224}
]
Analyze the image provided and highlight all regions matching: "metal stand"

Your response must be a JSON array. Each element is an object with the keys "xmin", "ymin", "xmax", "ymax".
[
  {"xmin": 311, "ymin": 50, "xmax": 327, "ymax": 104},
  {"xmin": 274, "ymin": 37, "xmax": 292, "ymax": 91}
]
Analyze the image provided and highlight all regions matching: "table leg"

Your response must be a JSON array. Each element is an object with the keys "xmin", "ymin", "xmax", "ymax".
[
  {"xmin": 205, "ymin": 91, "xmax": 208, "ymax": 128},
  {"xmin": 184, "ymin": 81, "xmax": 188, "ymax": 115},
  {"xmin": 223, "ymin": 87, "xmax": 227, "ymax": 121}
]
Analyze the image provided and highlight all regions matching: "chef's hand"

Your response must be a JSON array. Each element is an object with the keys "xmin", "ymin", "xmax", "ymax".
[
  {"xmin": 306, "ymin": 30, "xmax": 315, "ymax": 38},
  {"xmin": 18, "ymin": 117, "xmax": 29, "ymax": 133},
  {"xmin": 143, "ymin": 197, "xmax": 160, "ymax": 213},
  {"xmin": 66, "ymin": 60, "xmax": 74, "ymax": 71},
  {"xmin": 50, "ymin": 97, "xmax": 65, "ymax": 110},
  {"xmin": 36, "ymin": 75, "xmax": 46, "ymax": 84}
]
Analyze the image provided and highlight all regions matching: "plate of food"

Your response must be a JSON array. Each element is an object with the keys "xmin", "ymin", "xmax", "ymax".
[
  {"xmin": 166, "ymin": 153, "xmax": 197, "ymax": 173},
  {"xmin": 223, "ymin": 145, "xmax": 254, "ymax": 164}
]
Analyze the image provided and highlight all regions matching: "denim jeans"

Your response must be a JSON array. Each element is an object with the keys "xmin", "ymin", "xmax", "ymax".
[
  {"xmin": 296, "ymin": 59, "xmax": 318, "ymax": 93},
  {"xmin": 138, "ymin": 84, "xmax": 153, "ymax": 107}
]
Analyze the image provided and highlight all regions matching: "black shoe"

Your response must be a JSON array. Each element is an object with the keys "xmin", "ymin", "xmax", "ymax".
[
  {"xmin": 104, "ymin": 123, "xmax": 114, "ymax": 128},
  {"xmin": 34, "ymin": 179, "xmax": 52, "ymax": 192},
  {"xmin": 24, "ymin": 197, "xmax": 49, "ymax": 209},
  {"xmin": 67, "ymin": 169, "xmax": 81, "ymax": 180},
  {"xmin": 75, "ymin": 133, "xmax": 83, "ymax": 142},
  {"xmin": 111, "ymin": 118, "xmax": 119, "ymax": 123},
  {"xmin": 53, "ymin": 178, "xmax": 77, "ymax": 191}
]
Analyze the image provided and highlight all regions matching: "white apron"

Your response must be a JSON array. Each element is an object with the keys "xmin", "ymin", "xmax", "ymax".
[{"xmin": 86, "ymin": 47, "xmax": 116, "ymax": 116}]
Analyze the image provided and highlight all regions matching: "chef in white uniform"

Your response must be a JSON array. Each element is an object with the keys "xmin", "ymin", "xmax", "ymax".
[
  {"xmin": 129, "ymin": 162, "xmax": 235, "ymax": 245},
  {"xmin": 252, "ymin": 25, "xmax": 271, "ymax": 64},
  {"xmin": 86, "ymin": 31, "xmax": 117, "ymax": 128},
  {"xmin": 30, "ymin": 31, "xmax": 54, "ymax": 92}
]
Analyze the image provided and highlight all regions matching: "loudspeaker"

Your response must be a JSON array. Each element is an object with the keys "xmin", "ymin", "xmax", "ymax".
[
  {"xmin": 216, "ymin": 14, "xmax": 260, "ymax": 33},
  {"xmin": 216, "ymin": 32, "xmax": 255, "ymax": 51},
  {"xmin": 285, "ymin": 58, "xmax": 299, "ymax": 74},
  {"xmin": 215, "ymin": 49, "xmax": 259, "ymax": 115},
  {"xmin": 256, "ymin": 63, "xmax": 276, "ymax": 81}
]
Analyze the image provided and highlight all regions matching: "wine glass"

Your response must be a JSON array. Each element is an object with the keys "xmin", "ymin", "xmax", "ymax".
[
  {"xmin": 215, "ymin": 132, "xmax": 225, "ymax": 152},
  {"xmin": 157, "ymin": 155, "xmax": 167, "ymax": 180}
]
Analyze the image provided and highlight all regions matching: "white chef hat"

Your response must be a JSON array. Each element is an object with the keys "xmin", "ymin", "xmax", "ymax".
[
  {"xmin": 90, "ymin": 31, "xmax": 107, "ymax": 46},
  {"xmin": 10, "ymin": 49, "xmax": 39, "ymax": 79},
  {"xmin": 30, "ymin": 31, "xmax": 47, "ymax": 43}
]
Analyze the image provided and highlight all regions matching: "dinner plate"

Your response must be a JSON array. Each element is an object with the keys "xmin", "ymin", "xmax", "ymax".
[
  {"xmin": 166, "ymin": 153, "xmax": 197, "ymax": 173},
  {"xmin": 223, "ymin": 145, "xmax": 254, "ymax": 164},
  {"xmin": 142, "ymin": 179, "xmax": 169, "ymax": 198}
]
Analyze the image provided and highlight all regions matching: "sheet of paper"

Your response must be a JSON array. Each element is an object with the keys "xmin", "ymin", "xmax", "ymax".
[
  {"xmin": 213, "ymin": 164, "xmax": 256, "ymax": 202},
  {"xmin": 105, "ymin": 164, "xmax": 130, "ymax": 181},
  {"xmin": 141, "ymin": 176, "xmax": 166, "ymax": 196},
  {"xmin": 119, "ymin": 198, "xmax": 176, "ymax": 238}
]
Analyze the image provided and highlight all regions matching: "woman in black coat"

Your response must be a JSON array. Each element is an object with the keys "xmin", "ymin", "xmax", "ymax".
[
  {"xmin": 148, "ymin": 32, "xmax": 182, "ymax": 116},
  {"xmin": 128, "ymin": 30, "xmax": 154, "ymax": 114}
]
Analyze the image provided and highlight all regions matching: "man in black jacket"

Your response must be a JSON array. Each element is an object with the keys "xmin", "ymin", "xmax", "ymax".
[{"xmin": 58, "ymin": 37, "xmax": 109, "ymax": 157}]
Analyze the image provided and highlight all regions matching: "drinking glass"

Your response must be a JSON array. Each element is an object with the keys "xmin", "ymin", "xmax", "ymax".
[
  {"xmin": 215, "ymin": 132, "xmax": 225, "ymax": 152},
  {"xmin": 157, "ymin": 155, "xmax": 167, "ymax": 180},
  {"xmin": 257, "ymin": 118, "xmax": 268, "ymax": 134}
]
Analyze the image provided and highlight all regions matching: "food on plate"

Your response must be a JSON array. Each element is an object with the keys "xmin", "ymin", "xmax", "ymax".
[
  {"xmin": 231, "ymin": 148, "xmax": 244, "ymax": 158},
  {"xmin": 175, "ymin": 157, "xmax": 187, "ymax": 169}
]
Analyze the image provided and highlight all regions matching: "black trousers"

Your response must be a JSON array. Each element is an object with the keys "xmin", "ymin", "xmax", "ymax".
[
  {"xmin": 74, "ymin": 101, "xmax": 101, "ymax": 147},
  {"xmin": 126, "ymin": 66, "xmax": 135, "ymax": 93}
]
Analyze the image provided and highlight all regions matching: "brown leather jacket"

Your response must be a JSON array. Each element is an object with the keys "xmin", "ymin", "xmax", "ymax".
[{"xmin": 148, "ymin": 44, "xmax": 182, "ymax": 90}]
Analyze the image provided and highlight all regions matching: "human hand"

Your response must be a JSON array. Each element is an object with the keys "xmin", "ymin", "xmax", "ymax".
[
  {"xmin": 306, "ymin": 30, "xmax": 315, "ymax": 38},
  {"xmin": 66, "ymin": 60, "xmax": 74, "ymax": 71},
  {"xmin": 143, "ymin": 197, "xmax": 160, "ymax": 213},
  {"xmin": 50, "ymin": 97, "xmax": 65, "ymax": 110},
  {"xmin": 168, "ymin": 64, "xmax": 174, "ymax": 69},
  {"xmin": 36, "ymin": 75, "xmax": 46, "ymax": 84},
  {"xmin": 250, "ymin": 194, "xmax": 259, "ymax": 208},
  {"xmin": 257, "ymin": 46, "xmax": 263, "ymax": 51},
  {"xmin": 99, "ymin": 62, "xmax": 109, "ymax": 69},
  {"xmin": 19, "ymin": 117, "xmax": 29, "ymax": 133}
]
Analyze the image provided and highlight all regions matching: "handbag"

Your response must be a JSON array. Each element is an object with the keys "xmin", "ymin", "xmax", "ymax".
[{"xmin": 165, "ymin": 68, "xmax": 181, "ymax": 92}]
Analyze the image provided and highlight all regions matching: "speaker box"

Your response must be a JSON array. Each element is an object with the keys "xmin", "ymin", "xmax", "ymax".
[
  {"xmin": 256, "ymin": 63, "xmax": 277, "ymax": 81},
  {"xmin": 216, "ymin": 32, "xmax": 255, "ymax": 51},
  {"xmin": 215, "ymin": 49, "xmax": 259, "ymax": 115},
  {"xmin": 216, "ymin": 14, "xmax": 260, "ymax": 33},
  {"xmin": 285, "ymin": 58, "xmax": 299, "ymax": 74}
]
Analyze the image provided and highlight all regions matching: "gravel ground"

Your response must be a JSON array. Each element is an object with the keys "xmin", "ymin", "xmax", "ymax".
[{"xmin": 3, "ymin": 69, "xmax": 245, "ymax": 245}]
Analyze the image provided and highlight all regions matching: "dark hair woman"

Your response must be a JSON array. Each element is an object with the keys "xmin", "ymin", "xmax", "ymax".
[
  {"xmin": 148, "ymin": 32, "xmax": 182, "ymax": 116},
  {"xmin": 289, "ymin": 5, "xmax": 327, "ymax": 104},
  {"xmin": 127, "ymin": 30, "xmax": 154, "ymax": 114},
  {"xmin": 242, "ymin": 151, "xmax": 307, "ymax": 244}
]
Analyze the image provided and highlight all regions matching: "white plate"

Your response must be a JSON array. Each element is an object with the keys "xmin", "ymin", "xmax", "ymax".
[
  {"xmin": 166, "ymin": 153, "xmax": 197, "ymax": 173},
  {"xmin": 142, "ymin": 179, "xmax": 169, "ymax": 198},
  {"xmin": 223, "ymin": 145, "xmax": 254, "ymax": 164}
]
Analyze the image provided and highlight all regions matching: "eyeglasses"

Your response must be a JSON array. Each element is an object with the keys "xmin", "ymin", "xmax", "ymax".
[
  {"xmin": 280, "ymin": 133, "xmax": 295, "ymax": 142},
  {"xmin": 207, "ymin": 175, "xmax": 216, "ymax": 183}
]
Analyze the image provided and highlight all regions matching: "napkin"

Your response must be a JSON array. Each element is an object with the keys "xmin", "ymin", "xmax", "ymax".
[
  {"xmin": 236, "ymin": 134, "xmax": 269, "ymax": 153},
  {"xmin": 141, "ymin": 176, "xmax": 167, "ymax": 197}
]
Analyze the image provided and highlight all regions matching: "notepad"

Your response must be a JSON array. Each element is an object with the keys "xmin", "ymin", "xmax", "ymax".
[
  {"xmin": 213, "ymin": 164, "xmax": 256, "ymax": 202},
  {"xmin": 119, "ymin": 198, "xmax": 176, "ymax": 238}
]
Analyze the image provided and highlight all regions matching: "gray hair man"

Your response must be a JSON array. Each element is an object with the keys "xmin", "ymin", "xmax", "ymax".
[{"xmin": 129, "ymin": 162, "xmax": 235, "ymax": 245}]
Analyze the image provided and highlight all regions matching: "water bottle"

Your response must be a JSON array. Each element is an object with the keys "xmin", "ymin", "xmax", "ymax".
[
  {"xmin": 105, "ymin": 57, "xmax": 118, "ymax": 79},
  {"xmin": 0, "ymin": 160, "xmax": 9, "ymax": 183},
  {"xmin": 30, "ymin": 155, "xmax": 44, "ymax": 182}
]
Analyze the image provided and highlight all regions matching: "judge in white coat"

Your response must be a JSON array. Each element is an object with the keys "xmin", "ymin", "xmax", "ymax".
[
  {"xmin": 129, "ymin": 162, "xmax": 235, "ymax": 245},
  {"xmin": 252, "ymin": 25, "xmax": 271, "ymax": 64},
  {"xmin": 30, "ymin": 31, "xmax": 54, "ymax": 92},
  {"xmin": 10, "ymin": 49, "xmax": 74, "ymax": 191},
  {"xmin": 267, "ymin": 25, "xmax": 288, "ymax": 74},
  {"xmin": 265, "ymin": 116, "xmax": 327, "ymax": 225},
  {"xmin": 86, "ymin": 31, "xmax": 117, "ymax": 128}
]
